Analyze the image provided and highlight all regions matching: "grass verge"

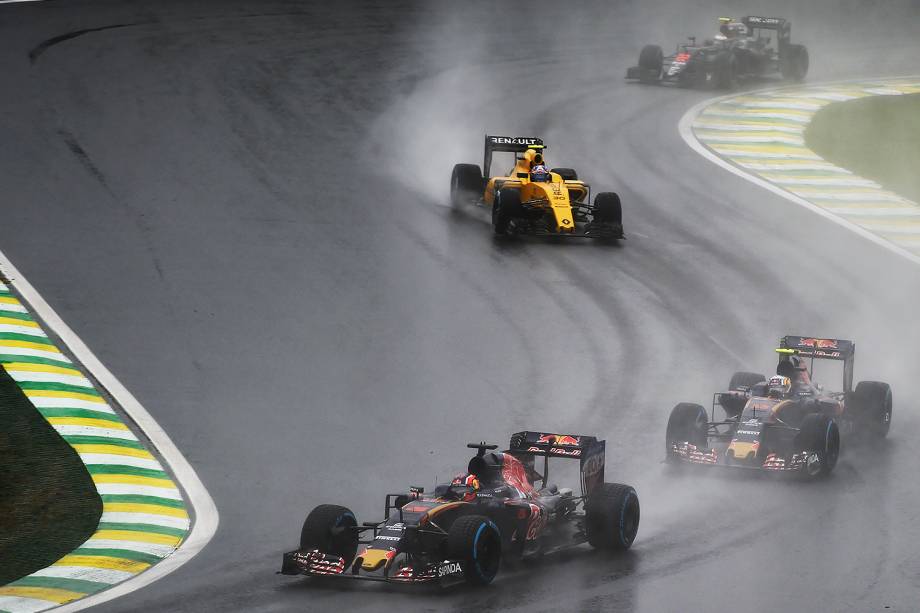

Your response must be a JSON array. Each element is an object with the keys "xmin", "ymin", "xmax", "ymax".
[
  {"xmin": 805, "ymin": 92, "xmax": 920, "ymax": 204},
  {"xmin": 0, "ymin": 357, "xmax": 102, "ymax": 585}
]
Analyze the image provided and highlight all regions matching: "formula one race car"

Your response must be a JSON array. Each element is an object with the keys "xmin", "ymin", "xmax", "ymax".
[
  {"xmin": 281, "ymin": 432, "xmax": 639, "ymax": 587},
  {"xmin": 666, "ymin": 336, "xmax": 892, "ymax": 479},
  {"xmin": 626, "ymin": 16, "xmax": 808, "ymax": 89},
  {"xmin": 450, "ymin": 135, "xmax": 624, "ymax": 239}
]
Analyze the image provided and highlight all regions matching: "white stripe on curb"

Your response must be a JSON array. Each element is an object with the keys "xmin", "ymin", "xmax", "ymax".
[
  {"xmin": 0, "ymin": 249, "xmax": 219, "ymax": 611},
  {"xmin": 678, "ymin": 77, "xmax": 920, "ymax": 268}
]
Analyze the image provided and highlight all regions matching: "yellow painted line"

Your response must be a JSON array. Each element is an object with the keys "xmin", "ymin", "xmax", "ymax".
[
  {"xmin": 0, "ymin": 585, "xmax": 84, "ymax": 603},
  {"xmin": 710, "ymin": 107, "xmax": 813, "ymax": 118},
  {"xmin": 26, "ymin": 389, "xmax": 105, "ymax": 403},
  {"xmin": 92, "ymin": 473, "xmax": 175, "ymax": 489},
  {"xmin": 72, "ymin": 444, "xmax": 155, "ymax": 459},
  {"xmin": 104, "ymin": 502, "xmax": 189, "ymax": 518},
  {"xmin": 4, "ymin": 362, "xmax": 83, "ymax": 376},
  {"xmin": 0, "ymin": 295, "xmax": 22, "ymax": 305},
  {"xmin": 47, "ymin": 416, "xmax": 127, "ymax": 430},
  {"xmin": 55, "ymin": 554, "xmax": 151, "ymax": 573},
  {"xmin": 710, "ymin": 143, "xmax": 813, "ymax": 153},
  {"xmin": 0, "ymin": 315, "xmax": 40, "ymax": 328},
  {"xmin": 0, "ymin": 339, "xmax": 62, "ymax": 352},
  {"xmin": 93, "ymin": 529, "xmax": 183, "ymax": 547},
  {"xmin": 698, "ymin": 130, "xmax": 802, "ymax": 139}
]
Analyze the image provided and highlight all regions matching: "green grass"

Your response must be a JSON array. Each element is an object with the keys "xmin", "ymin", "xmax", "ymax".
[
  {"xmin": 0, "ymin": 331, "xmax": 101, "ymax": 585},
  {"xmin": 805, "ymin": 92, "xmax": 920, "ymax": 203}
]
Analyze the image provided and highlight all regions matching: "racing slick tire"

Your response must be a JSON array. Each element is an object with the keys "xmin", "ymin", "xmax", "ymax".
[
  {"xmin": 586, "ymin": 483, "xmax": 640, "ymax": 551},
  {"xmin": 666, "ymin": 402, "xmax": 709, "ymax": 461},
  {"xmin": 849, "ymin": 381, "xmax": 892, "ymax": 441},
  {"xmin": 781, "ymin": 44, "xmax": 809, "ymax": 81},
  {"xmin": 299, "ymin": 504, "xmax": 359, "ymax": 562},
  {"xmin": 450, "ymin": 163, "xmax": 484, "ymax": 208},
  {"xmin": 638, "ymin": 44, "xmax": 663, "ymax": 82},
  {"xmin": 447, "ymin": 515, "xmax": 502, "ymax": 585},
  {"xmin": 795, "ymin": 413, "xmax": 840, "ymax": 479},
  {"xmin": 593, "ymin": 192, "xmax": 622, "ymax": 225},
  {"xmin": 729, "ymin": 371, "xmax": 766, "ymax": 391},
  {"xmin": 492, "ymin": 188, "xmax": 523, "ymax": 236},
  {"xmin": 550, "ymin": 167, "xmax": 578, "ymax": 181}
]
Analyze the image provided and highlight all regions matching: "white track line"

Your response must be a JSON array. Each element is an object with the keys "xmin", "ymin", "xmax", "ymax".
[
  {"xmin": 0, "ymin": 249, "xmax": 219, "ymax": 612},
  {"xmin": 677, "ymin": 78, "xmax": 920, "ymax": 269}
]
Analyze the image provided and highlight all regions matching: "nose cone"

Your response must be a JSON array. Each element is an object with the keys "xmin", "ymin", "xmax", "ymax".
[
  {"xmin": 727, "ymin": 440, "xmax": 759, "ymax": 461},
  {"xmin": 359, "ymin": 548, "xmax": 395, "ymax": 572}
]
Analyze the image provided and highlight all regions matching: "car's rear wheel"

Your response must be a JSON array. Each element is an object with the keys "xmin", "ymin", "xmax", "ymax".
[
  {"xmin": 299, "ymin": 504, "xmax": 359, "ymax": 562},
  {"xmin": 666, "ymin": 402, "xmax": 709, "ymax": 461},
  {"xmin": 781, "ymin": 44, "xmax": 809, "ymax": 81},
  {"xmin": 849, "ymin": 381, "xmax": 892, "ymax": 441},
  {"xmin": 492, "ymin": 188, "xmax": 522, "ymax": 235},
  {"xmin": 729, "ymin": 371, "xmax": 766, "ymax": 391},
  {"xmin": 551, "ymin": 167, "xmax": 578, "ymax": 181},
  {"xmin": 795, "ymin": 413, "xmax": 840, "ymax": 479},
  {"xmin": 586, "ymin": 483, "xmax": 640, "ymax": 551},
  {"xmin": 638, "ymin": 44, "xmax": 663, "ymax": 82},
  {"xmin": 450, "ymin": 163, "xmax": 484, "ymax": 208},
  {"xmin": 447, "ymin": 515, "xmax": 502, "ymax": 585}
]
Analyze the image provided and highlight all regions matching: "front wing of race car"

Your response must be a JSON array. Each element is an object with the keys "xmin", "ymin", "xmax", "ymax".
[
  {"xmin": 626, "ymin": 56, "xmax": 694, "ymax": 85},
  {"xmin": 280, "ymin": 549, "xmax": 468, "ymax": 587},
  {"xmin": 668, "ymin": 441, "xmax": 813, "ymax": 473}
]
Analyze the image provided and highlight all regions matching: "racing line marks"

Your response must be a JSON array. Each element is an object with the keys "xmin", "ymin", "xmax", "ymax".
[{"xmin": 680, "ymin": 78, "xmax": 920, "ymax": 265}]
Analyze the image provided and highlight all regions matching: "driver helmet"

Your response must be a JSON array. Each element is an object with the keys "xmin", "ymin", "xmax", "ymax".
[
  {"xmin": 767, "ymin": 375, "xmax": 792, "ymax": 398},
  {"xmin": 718, "ymin": 18, "xmax": 745, "ymax": 39},
  {"xmin": 530, "ymin": 164, "xmax": 551, "ymax": 182},
  {"xmin": 450, "ymin": 473, "xmax": 480, "ymax": 501}
]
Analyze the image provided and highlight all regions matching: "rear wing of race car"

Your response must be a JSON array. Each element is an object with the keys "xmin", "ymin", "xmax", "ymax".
[
  {"xmin": 741, "ymin": 16, "xmax": 792, "ymax": 43},
  {"xmin": 507, "ymin": 431, "xmax": 605, "ymax": 497},
  {"xmin": 777, "ymin": 335, "xmax": 855, "ymax": 392},
  {"xmin": 483, "ymin": 135, "xmax": 545, "ymax": 179}
]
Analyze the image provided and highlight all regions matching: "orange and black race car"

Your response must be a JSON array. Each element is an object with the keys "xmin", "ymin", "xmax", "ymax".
[
  {"xmin": 280, "ymin": 432, "xmax": 639, "ymax": 587},
  {"xmin": 665, "ymin": 336, "xmax": 892, "ymax": 479},
  {"xmin": 450, "ymin": 135, "xmax": 624, "ymax": 239}
]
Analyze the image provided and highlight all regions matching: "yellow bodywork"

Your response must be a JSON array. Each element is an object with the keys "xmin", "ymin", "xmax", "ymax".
[
  {"xmin": 359, "ymin": 548, "xmax": 392, "ymax": 572},
  {"xmin": 484, "ymin": 148, "xmax": 588, "ymax": 233},
  {"xmin": 727, "ymin": 440, "xmax": 759, "ymax": 460}
]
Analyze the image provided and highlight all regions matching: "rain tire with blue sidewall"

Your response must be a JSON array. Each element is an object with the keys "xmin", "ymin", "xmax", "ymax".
[
  {"xmin": 447, "ymin": 515, "xmax": 502, "ymax": 585},
  {"xmin": 795, "ymin": 413, "xmax": 840, "ymax": 479},
  {"xmin": 849, "ymin": 380, "xmax": 892, "ymax": 441},
  {"xmin": 300, "ymin": 504, "xmax": 359, "ymax": 563},
  {"xmin": 586, "ymin": 483, "xmax": 640, "ymax": 551},
  {"xmin": 666, "ymin": 402, "xmax": 709, "ymax": 460}
]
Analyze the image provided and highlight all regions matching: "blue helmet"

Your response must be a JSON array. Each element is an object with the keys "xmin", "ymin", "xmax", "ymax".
[{"xmin": 530, "ymin": 164, "xmax": 551, "ymax": 182}]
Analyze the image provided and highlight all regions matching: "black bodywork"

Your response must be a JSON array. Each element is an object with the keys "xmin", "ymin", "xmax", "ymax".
[{"xmin": 626, "ymin": 16, "xmax": 808, "ymax": 89}]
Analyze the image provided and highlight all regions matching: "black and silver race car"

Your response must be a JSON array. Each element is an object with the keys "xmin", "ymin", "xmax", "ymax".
[
  {"xmin": 626, "ymin": 16, "xmax": 809, "ymax": 89},
  {"xmin": 665, "ymin": 336, "xmax": 892, "ymax": 479},
  {"xmin": 280, "ymin": 432, "xmax": 639, "ymax": 587}
]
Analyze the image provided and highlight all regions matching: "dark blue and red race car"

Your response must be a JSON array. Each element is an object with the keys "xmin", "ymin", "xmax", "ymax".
[{"xmin": 280, "ymin": 431, "xmax": 639, "ymax": 586}]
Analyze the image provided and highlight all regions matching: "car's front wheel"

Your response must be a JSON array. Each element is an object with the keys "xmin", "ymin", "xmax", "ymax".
[
  {"xmin": 447, "ymin": 515, "xmax": 502, "ymax": 585},
  {"xmin": 492, "ymin": 188, "xmax": 522, "ymax": 235},
  {"xmin": 795, "ymin": 413, "xmax": 840, "ymax": 479},
  {"xmin": 299, "ymin": 504, "xmax": 359, "ymax": 562},
  {"xmin": 450, "ymin": 163, "xmax": 484, "ymax": 208}
]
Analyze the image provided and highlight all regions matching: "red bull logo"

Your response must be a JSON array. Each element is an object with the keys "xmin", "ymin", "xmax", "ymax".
[
  {"xmin": 798, "ymin": 338, "xmax": 838, "ymax": 349},
  {"xmin": 537, "ymin": 434, "xmax": 580, "ymax": 446}
]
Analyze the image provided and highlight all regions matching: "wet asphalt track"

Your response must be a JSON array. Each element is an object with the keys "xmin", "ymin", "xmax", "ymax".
[{"xmin": 2, "ymin": 1, "xmax": 920, "ymax": 611}]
